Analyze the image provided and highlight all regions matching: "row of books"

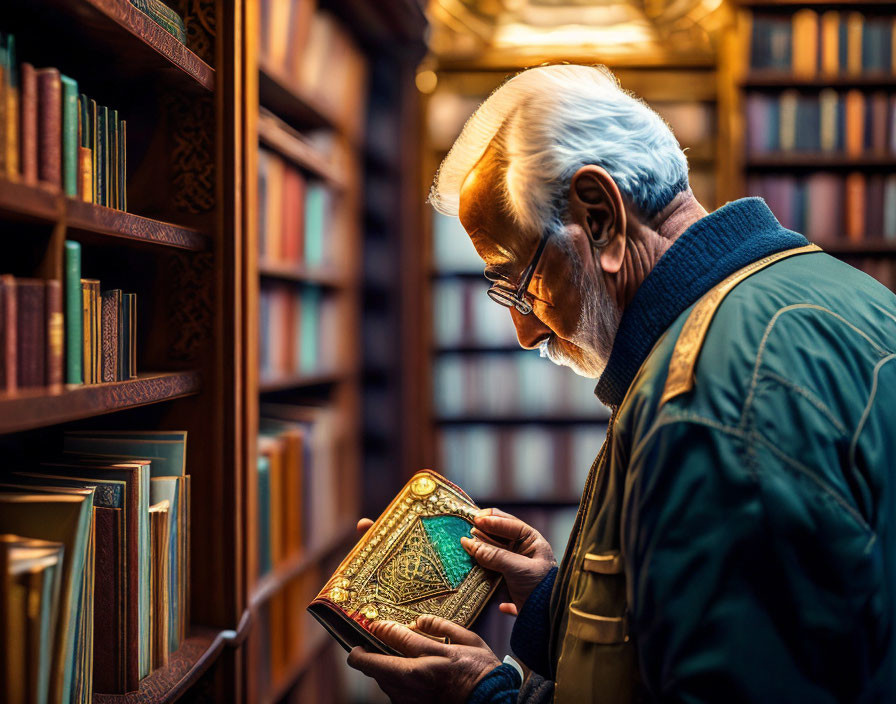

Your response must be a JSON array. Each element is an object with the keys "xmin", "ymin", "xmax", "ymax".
[
  {"xmin": 256, "ymin": 405, "xmax": 348, "ymax": 577},
  {"xmin": 258, "ymin": 149, "xmax": 333, "ymax": 269},
  {"xmin": 259, "ymin": 283, "xmax": 339, "ymax": 381},
  {"xmin": 749, "ymin": 10, "xmax": 895, "ymax": 76},
  {"xmin": 439, "ymin": 424, "xmax": 607, "ymax": 503},
  {"xmin": 260, "ymin": 2, "xmax": 367, "ymax": 135},
  {"xmin": 748, "ymin": 173, "xmax": 896, "ymax": 242},
  {"xmin": 0, "ymin": 33, "xmax": 127, "ymax": 209},
  {"xmin": 0, "ymin": 431, "xmax": 190, "ymax": 703},
  {"xmin": 745, "ymin": 90, "xmax": 896, "ymax": 155},
  {"xmin": 0, "ymin": 276, "xmax": 62, "ymax": 392},
  {"xmin": 434, "ymin": 354, "xmax": 611, "ymax": 420}
]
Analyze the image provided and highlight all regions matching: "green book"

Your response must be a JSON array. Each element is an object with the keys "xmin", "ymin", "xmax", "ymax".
[
  {"xmin": 60, "ymin": 75, "xmax": 79, "ymax": 198},
  {"xmin": 96, "ymin": 105, "xmax": 107, "ymax": 207},
  {"xmin": 64, "ymin": 241, "xmax": 83, "ymax": 384},
  {"xmin": 300, "ymin": 287, "xmax": 321, "ymax": 372},
  {"xmin": 304, "ymin": 184, "xmax": 327, "ymax": 267},
  {"xmin": 257, "ymin": 454, "xmax": 271, "ymax": 576}
]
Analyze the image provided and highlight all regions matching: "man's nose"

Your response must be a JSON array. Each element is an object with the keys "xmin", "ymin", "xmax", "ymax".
[{"xmin": 510, "ymin": 308, "xmax": 553, "ymax": 349}]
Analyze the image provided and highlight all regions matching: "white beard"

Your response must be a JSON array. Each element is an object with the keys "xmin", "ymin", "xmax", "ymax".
[{"xmin": 538, "ymin": 255, "xmax": 621, "ymax": 380}]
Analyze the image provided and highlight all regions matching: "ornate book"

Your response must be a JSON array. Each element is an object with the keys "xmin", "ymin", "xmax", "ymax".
[{"xmin": 308, "ymin": 470, "xmax": 501, "ymax": 655}]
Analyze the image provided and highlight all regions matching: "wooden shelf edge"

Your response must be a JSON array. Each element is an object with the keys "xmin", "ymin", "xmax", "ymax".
[
  {"xmin": 258, "ymin": 371, "xmax": 348, "ymax": 393},
  {"xmin": 257, "ymin": 112, "xmax": 346, "ymax": 188},
  {"xmin": 742, "ymin": 73, "xmax": 896, "ymax": 90},
  {"xmin": 258, "ymin": 59, "xmax": 336, "ymax": 131},
  {"xmin": 0, "ymin": 371, "xmax": 201, "ymax": 434},
  {"xmin": 249, "ymin": 523, "xmax": 356, "ymax": 611},
  {"xmin": 257, "ymin": 260, "xmax": 347, "ymax": 287},
  {"xmin": 818, "ymin": 239, "xmax": 896, "ymax": 255},
  {"xmin": 94, "ymin": 627, "xmax": 226, "ymax": 704},
  {"xmin": 80, "ymin": 0, "xmax": 215, "ymax": 91},
  {"xmin": 0, "ymin": 180, "xmax": 209, "ymax": 251}
]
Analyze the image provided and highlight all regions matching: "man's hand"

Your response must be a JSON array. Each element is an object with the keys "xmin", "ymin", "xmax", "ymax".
[
  {"xmin": 461, "ymin": 508, "xmax": 556, "ymax": 615},
  {"xmin": 347, "ymin": 615, "xmax": 501, "ymax": 704}
]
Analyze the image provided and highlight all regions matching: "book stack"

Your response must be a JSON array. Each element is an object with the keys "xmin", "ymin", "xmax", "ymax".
[
  {"xmin": 64, "ymin": 241, "xmax": 138, "ymax": 387},
  {"xmin": 259, "ymin": 1, "xmax": 367, "ymax": 135},
  {"xmin": 750, "ymin": 10, "xmax": 895, "ymax": 75},
  {"xmin": 128, "ymin": 0, "xmax": 187, "ymax": 44},
  {"xmin": 257, "ymin": 148, "xmax": 334, "ymax": 270},
  {"xmin": 0, "ymin": 431, "xmax": 190, "ymax": 701},
  {"xmin": 749, "ymin": 173, "xmax": 896, "ymax": 243},
  {"xmin": 0, "ymin": 276, "xmax": 63, "ymax": 392},
  {"xmin": 256, "ymin": 405, "xmax": 347, "ymax": 577},
  {"xmin": 0, "ymin": 32, "xmax": 127, "ymax": 208},
  {"xmin": 259, "ymin": 282, "xmax": 339, "ymax": 380}
]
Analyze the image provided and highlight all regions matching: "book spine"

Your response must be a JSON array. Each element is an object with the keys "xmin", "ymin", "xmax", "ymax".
[
  {"xmin": 79, "ymin": 147, "xmax": 92, "ymax": 203},
  {"xmin": 127, "ymin": 293, "xmax": 137, "ymax": 378},
  {"xmin": 45, "ymin": 279, "xmax": 63, "ymax": 387},
  {"xmin": 119, "ymin": 121, "xmax": 126, "ymax": 212},
  {"xmin": 81, "ymin": 279, "xmax": 93, "ymax": 384},
  {"xmin": 65, "ymin": 242, "xmax": 83, "ymax": 384},
  {"xmin": 36, "ymin": 68, "xmax": 62, "ymax": 187},
  {"xmin": 4, "ymin": 34, "xmax": 18, "ymax": 180},
  {"xmin": 20, "ymin": 63, "xmax": 37, "ymax": 184},
  {"xmin": 90, "ymin": 99, "xmax": 98, "ymax": 203},
  {"xmin": 60, "ymin": 75, "xmax": 79, "ymax": 197},
  {"xmin": 0, "ymin": 34, "xmax": 8, "ymax": 177},
  {"xmin": 0, "ymin": 274, "xmax": 15, "ymax": 391},
  {"xmin": 110, "ymin": 109, "xmax": 119, "ymax": 210},
  {"xmin": 16, "ymin": 279, "xmax": 46, "ymax": 388},
  {"xmin": 93, "ymin": 281, "xmax": 101, "ymax": 383},
  {"xmin": 100, "ymin": 290, "xmax": 120, "ymax": 383},
  {"xmin": 97, "ymin": 105, "xmax": 106, "ymax": 207}
]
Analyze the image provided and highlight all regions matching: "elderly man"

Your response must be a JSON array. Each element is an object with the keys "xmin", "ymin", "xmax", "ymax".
[{"xmin": 347, "ymin": 64, "xmax": 896, "ymax": 703}]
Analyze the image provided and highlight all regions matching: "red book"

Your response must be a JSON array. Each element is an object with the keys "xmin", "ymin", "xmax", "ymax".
[
  {"xmin": 0, "ymin": 274, "xmax": 15, "ymax": 392},
  {"xmin": 281, "ymin": 166, "xmax": 305, "ymax": 265},
  {"xmin": 20, "ymin": 63, "xmax": 37, "ymax": 184},
  {"xmin": 45, "ymin": 279, "xmax": 63, "ymax": 388},
  {"xmin": 16, "ymin": 278, "xmax": 46, "ymax": 388},
  {"xmin": 845, "ymin": 173, "xmax": 866, "ymax": 242},
  {"xmin": 36, "ymin": 68, "xmax": 61, "ymax": 187}
]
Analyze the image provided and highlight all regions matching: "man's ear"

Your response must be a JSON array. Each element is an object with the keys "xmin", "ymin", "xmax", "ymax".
[{"xmin": 568, "ymin": 165, "xmax": 626, "ymax": 275}]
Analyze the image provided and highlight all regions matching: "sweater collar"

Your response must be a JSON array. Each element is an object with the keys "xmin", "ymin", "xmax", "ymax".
[{"xmin": 594, "ymin": 197, "xmax": 808, "ymax": 407}]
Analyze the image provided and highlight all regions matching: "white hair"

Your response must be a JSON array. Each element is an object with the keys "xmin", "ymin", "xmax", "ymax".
[{"xmin": 429, "ymin": 64, "xmax": 689, "ymax": 233}]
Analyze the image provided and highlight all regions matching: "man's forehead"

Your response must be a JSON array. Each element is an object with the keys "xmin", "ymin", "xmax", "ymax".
[{"xmin": 457, "ymin": 146, "xmax": 533, "ymax": 264}]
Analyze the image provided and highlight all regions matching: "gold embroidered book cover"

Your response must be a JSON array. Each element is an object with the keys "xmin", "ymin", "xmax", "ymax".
[{"xmin": 308, "ymin": 469, "xmax": 501, "ymax": 654}]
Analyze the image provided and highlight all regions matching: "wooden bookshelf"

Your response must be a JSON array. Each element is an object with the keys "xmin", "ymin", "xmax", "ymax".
[
  {"xmin": 0, "ymin": 371, "xmax": 201, "ymax": 433},
  {"xmin": 257, "ymin": 111, "xmax": 346, "ymax": 187},
  {"xmin": 258, "ymin": 58, "xmax": 334, "ymax": 132},
  {"xmin": 257, "ymin": 371, "xmax": 349, "ymax": 394},
  {"xmin": 0, "ymin": 179, "xmax": 209, "ymax": 251},
  {"xmin": 257, "ymin": 259, "xmax": 346, "ymax": 287},
  {"xmin": 718, "ymin": 0, "xmax": 896, "ymax": 283}
]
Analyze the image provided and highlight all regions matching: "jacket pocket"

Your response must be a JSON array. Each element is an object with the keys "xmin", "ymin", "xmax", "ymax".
[{"xmin": 567, "ymin": 605, "xmax": 628, "ymax": 644}]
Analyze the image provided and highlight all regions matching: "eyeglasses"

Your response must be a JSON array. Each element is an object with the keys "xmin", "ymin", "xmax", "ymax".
[{"xmin": 485, "ymin": 228, "xmax": 552, "ymax": 315}]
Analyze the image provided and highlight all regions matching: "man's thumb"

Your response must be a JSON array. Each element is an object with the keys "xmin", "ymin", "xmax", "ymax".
[{"xmin": 461, "ymin": 536, "xmax": 528, "ymax": 574}]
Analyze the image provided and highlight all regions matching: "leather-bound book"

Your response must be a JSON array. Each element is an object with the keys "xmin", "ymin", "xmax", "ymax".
[
  {"xmin": 119, "ymin": 120, "xmax": 126, "ymax": 211},
  {"xmin": 60, "ymin": 75, "xmax": 78, "ymax": 198},
  {"xmin": 3, "ymin": 34, "xmax": 18, "ymax": 180},
  {"xmin": 77, "ymin": 93, "xmax": 92, "ymax": 202},
  {"xmin": 36, "ymin": 68, "xmax": 61, "ymax": 188},
  {"xmin": 308, "ymin": 470, "xmax": 501, "ymax": 654},
  {"xmin": 101, "ymin": 289, "xmax": 120, "ymax": 383},
  {"xmin": 110, "ymin": 109, "xmax": 118, "ymax": 209},
  {"xmin": 45, "ymin": 279, "xmax": 63, "ymax": 388},
  {"xmin": 15, "ymin": 278, "xmax": 45, "ymax": 388},
  {"xmin": 64, "ymin": 242, "xmax": 82, "ymax": 384},
  {"xmin": 80, "ymin": 279, "xmax": 98, "ymax": 384},
  {"xmin": 20, "ymin": 63, "xmax": 37, "ymax": 184},
  {"xmin": 92, "ymin": 506, "xmax": 127, "ymax": 692},
  {"xmin": 96, "ymin": 105, "xmax": 107, "ymax": 207},
  {"xmin": 0, "ymin": 274, "xmax": 15, "ymax": 391},
  {"xmin": 125, "ymin": 292, "xmax": 137, "ymax": 378}
]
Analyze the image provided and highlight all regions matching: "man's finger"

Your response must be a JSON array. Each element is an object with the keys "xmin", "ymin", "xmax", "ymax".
[
  {"xmin": 347, "ymin": 646, "xmax": 409, "ymax": 684},
  {"xmin": 461, "ymin": 535, "xmax": 530, "ymax": 573},
  {"xmin": 472, "ymin": 514, "xmax": 530, "ymax": 543},
  {"xmin": 498, "ymin": 602, "xmax": 519, "ymax": 616},
  {"xmin": 356, "ymin": 518, "xmax": 374, "ymax": 536},
  {"xmin": 413, "ymin": 614, "xmax": 486, "ymax": 648},
  {"xmin": 370, "ymin": 620, "xmax": 449, "ymax": 658}
]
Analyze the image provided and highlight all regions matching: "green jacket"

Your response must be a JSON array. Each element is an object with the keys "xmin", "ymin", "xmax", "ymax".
[{"xmin": 532, "ymin": 199, "xmax": 896, "ymax": 702}]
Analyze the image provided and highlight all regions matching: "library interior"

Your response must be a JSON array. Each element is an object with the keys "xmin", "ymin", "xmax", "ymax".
[{"xmin": 1, "ymin": 0, "xmax": 895, "ymax": 702}]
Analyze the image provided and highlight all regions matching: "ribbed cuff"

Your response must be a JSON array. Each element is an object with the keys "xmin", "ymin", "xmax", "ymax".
[
  {"xmin": 510, "ymin": 566, "xmax": 558, "ymax": 677},
  {"xmin": 466, "ymin": 663, "xmax": 522, "ymax": 704}
]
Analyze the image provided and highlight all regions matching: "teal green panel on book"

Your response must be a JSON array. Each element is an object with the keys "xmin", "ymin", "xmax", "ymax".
[
  {"xmin": 60, "ymin": 75, "xmax": 79, "ymax": 197},
  {"xmin": 257, "ymin": 455, "xmax": 271, "ymax": 576},
  {"xmin": 421, "ymin": 515, "xmax": 475, "ymax": 589},
  {"xmin": 39, "ymin": 558, "xmax": 63, "ymax": 704},
  {"xmin": 63, "ymin": 431, "xmax": 187, "ymax": 476},
  {"xmin": 64, "ymin": 241, "xmax": 82, "ymax": 384},
  {"xmin": 304, "ymin": 183, "xmax": 327, "ymax": 267}
]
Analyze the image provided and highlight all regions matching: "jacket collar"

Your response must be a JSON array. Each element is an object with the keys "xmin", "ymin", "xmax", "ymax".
[{"xmin": 594, "ymin": 197, "xmax": 808, "ymax": 407}]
